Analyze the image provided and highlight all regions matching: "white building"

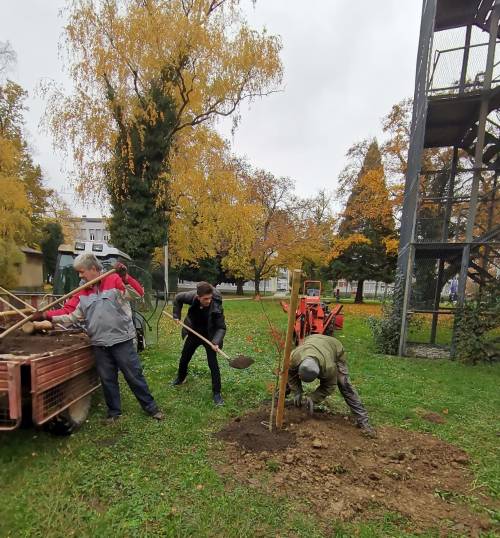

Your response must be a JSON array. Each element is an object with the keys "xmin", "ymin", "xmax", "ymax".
[
  {"xmin": 74, "ymin": 216, "xmax": 110, "ymax": 242},
  {"xmin": 336, "ymin": 279, "xmax": 394, "ymax": 299},
  {"xmin": 178, "ymin": 268, "xmax": 291, "ymax": 295}
]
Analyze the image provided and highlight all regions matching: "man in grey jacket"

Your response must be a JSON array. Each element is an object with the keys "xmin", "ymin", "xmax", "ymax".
[
  {"xmin": 171, "ymin": 282, "xmax": 226, "ymax": 405},
  {"xmin": 37, "ymin": 253, "xmax": 163, "ymax": 422}
]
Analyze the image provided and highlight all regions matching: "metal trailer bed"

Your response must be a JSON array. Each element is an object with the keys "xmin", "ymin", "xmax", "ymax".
[{"xmin": 0, "ymin": 341, "xmax": 99, "ymax": 431}]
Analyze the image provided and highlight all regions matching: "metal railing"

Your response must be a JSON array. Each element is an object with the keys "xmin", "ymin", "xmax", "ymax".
[{"xmin": 428, "ymin": 42, "xmax": 500, "ymax": 96}]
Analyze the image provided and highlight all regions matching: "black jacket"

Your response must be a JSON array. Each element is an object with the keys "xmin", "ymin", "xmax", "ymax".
[{"xmin": 172, "ymin": 290, "xmax": 226, "ymax": 346}]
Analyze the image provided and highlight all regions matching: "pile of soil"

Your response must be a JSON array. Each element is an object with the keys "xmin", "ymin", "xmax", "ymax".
[
  {"xmin": 0, "ymin": 332, "xmax": 89, "ymax": 356},
  {"xmin": 215, "ymin": 407, "xmax": 497, "ymax": 535},
  {"xmin": 228, "ymin": 354, "xmax": 255, "ymax": 369}
]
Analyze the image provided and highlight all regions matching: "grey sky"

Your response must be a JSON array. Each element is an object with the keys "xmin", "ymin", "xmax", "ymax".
[{"xmin": 1, "ymin": 1, "xmax": 422, "ymax": 216}]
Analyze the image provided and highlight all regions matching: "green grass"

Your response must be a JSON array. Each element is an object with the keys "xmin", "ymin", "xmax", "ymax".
[
  {"xmin": 1, "ymin": 300, "xmax": 499, "ymax": 537},
  {"xmin": 406, "ymin": 312, "xmax": 454, "ymax": 347}
]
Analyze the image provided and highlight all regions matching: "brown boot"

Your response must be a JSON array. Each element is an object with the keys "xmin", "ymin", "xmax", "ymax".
[{"xmin": 360, "ymin": 424, "xmax": 377, "ymax": 439}]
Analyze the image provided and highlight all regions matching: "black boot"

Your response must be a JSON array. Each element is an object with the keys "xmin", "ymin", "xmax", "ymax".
[
  {"xmin": 213, "ymin": 393, "xmax": 224, "ymax": 406},
  {"xmin": 171, "ymin": 377, "xmax": 186, "ymax": 386}
]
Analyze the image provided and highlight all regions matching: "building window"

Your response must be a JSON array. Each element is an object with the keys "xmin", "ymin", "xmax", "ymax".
[{"xmin": 89, "ymin": 229, "xmax": 95, "ymax": 240}]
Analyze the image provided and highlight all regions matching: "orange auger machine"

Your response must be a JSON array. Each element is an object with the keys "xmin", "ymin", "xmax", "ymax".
[{"xmin": 280, "ymin": 280, "xmax": 344, "ymax": 345}]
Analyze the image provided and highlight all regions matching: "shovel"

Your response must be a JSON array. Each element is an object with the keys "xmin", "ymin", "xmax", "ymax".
[{"xmin": 162, "ymin": 311, "xmax": 254, "ymax": 369}]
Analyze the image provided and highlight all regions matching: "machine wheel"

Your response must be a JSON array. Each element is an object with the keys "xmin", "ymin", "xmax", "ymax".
[{"xmin": 45, "ymin": 394, "xmax": 92, "ymax": 436}]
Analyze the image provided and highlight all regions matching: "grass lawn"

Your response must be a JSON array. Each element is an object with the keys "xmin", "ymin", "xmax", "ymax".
[{"xmin": 1, "ymin": 299, "xmax": 499, "ymax": 537}]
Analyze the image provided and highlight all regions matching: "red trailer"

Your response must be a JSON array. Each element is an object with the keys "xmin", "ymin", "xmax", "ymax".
[{"xmin": 0, "ymin": 321, "xmax": 99, "ymax": 434}]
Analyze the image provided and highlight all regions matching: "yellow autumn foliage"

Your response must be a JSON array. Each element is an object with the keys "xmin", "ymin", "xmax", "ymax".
[
  {"xmin": 166, "ymin": 128, "xmax": 260, "ymax": 266},
  {"xmin": 45, "ymin": 0, "xmax": 283, "ymax": 197},
  {"xmin": 329, "ymin": 234, "xmax": 371, "ymax": 260},
  {"xmin": 0, "ymin": 91, "xmax": 33, "ymax": 285},
  {"xmin": 0, "ymin": 174, "xmax": 31, "ymax": 287}
]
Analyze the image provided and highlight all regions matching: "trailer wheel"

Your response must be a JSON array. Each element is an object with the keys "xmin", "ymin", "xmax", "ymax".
[{"xmin": 45, "ymin": 394, "xmax": 92, "ymax": 436}]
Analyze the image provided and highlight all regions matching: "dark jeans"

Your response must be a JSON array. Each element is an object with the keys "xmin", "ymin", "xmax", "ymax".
[
  {"xmin": 93, "ymin": 339, "xmax": 159, "ymax": 417},
  {"xmin": 177, "ymin": 334, "xmax": 222, "ymax": 394},
  {"xmin": 336, "ymin": 360, "xmax": 370, "ymax": 427}
]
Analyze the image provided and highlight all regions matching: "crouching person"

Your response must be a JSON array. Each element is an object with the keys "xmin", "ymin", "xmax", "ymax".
[
  {"xmin": 288, "ymin": 334, "xmax": 376, "ymax": 438},
  {"xmin": 33, "ymin": 253, "xmax": 163, "ymax": 422}
]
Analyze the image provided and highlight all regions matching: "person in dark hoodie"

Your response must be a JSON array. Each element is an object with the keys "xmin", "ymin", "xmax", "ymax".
[{"xmin": 171, "ymin": 281, "xmax": 226, "ymax": 405}]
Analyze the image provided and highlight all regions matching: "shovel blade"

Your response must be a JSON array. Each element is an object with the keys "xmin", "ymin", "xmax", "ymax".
[{"xmin": 229, "ymin": 355, "xmax": 254, "ymax": 369}]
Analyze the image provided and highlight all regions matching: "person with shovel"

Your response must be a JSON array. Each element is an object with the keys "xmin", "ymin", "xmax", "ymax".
[
  {"xmin": 170, "ymin": 282, "xmax": 226, "ymax": 406},
  {"xmin": 288, "ymin": 334, "xmax": 376, "ymax": 438},
  {"xmin": 32, "ymin": 253, "xmax": 164, "ymax": 423}
]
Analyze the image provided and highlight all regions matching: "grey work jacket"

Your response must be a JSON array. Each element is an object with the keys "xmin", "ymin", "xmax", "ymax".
[{"xmin": 52, "ymin": 288, "xmax": 136, "ymax": 347}]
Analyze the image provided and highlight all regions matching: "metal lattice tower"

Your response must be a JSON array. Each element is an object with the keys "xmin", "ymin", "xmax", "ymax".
[{"xmin": 397, "ymin": 0, "xmax": 500, "ymax": 357}]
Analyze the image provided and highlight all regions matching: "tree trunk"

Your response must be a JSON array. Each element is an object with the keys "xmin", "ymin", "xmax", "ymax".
[
  {"xmin": 354, "ymin": 279, "xmax": 364, "ymax": 304},
  {"xmin": 254, "ymin": 277, "xmax": 261, "ymax": 297},
  {"xmin": 374, "ymin": 281, "xmax": 379, "ymax": 299},
  {"xmin": 236, "ymin": 278, "xmax": 244, "ymax": 295}
]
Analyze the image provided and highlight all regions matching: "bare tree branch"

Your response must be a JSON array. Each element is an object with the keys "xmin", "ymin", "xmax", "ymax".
[{"xmin": 206, "ymin": 0, "xmax": 227, "ymax": 16}]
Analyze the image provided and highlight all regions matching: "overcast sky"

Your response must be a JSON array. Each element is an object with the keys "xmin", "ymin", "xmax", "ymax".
[{"xmin": 1, "ymin": 0, "xmax": 422, "ymax": 217}]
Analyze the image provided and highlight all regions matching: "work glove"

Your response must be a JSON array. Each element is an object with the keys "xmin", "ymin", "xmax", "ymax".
[
  {"xmin": 114, "ymin": 262, "xmax": 128, "ymax": 282},
  {"xmin": 30, "ymin": 311, "xmax": 46, "ymax": 322},
  {"xmin": 293, "ymin": 391, "xmax": 303, "ymax": 407},
  {"xmin": 304, "ymin": 397, "xmax": 314, "ymax": 416},
  {"xmin": 32, "ymin": 320, "xmax": 53, "ymax": 331}
]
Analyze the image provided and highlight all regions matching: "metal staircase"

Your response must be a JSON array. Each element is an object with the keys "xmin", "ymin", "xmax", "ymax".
[{"xmin": 396, "ymin": 0, "xmax": 500, "ymax": 357}]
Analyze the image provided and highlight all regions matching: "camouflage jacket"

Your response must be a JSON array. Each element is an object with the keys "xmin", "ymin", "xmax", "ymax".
[{"xmin": 288, "ymin": 334, "xmax": 346, "ymax": 403}]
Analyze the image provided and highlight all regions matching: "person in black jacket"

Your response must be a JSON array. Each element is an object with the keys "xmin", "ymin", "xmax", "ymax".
[{"xmin": 171, "ymin": 282, "xmax": 226, "ymax": 405}]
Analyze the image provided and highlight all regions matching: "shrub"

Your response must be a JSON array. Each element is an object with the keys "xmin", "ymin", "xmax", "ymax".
[
  {"xmin": 454, "ymin": 280, "xmax": 500, "ymax": 364},
  {"xmin": 367, "ymin": 280, "xmax": 404, "ymax": 355}
]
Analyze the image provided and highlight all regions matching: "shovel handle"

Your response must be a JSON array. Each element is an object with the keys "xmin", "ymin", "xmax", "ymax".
[
  {"xmin": 0, "ymin": 269, "xmax": 116, "ymax": 341},
  {"xmin": 0, "ymin": 286, "xmax": 36, "ymax": 311},
  {"xmin": 162, "ymin": 310, "xmax": 231, "ymax": 361},
  {"xmin": 0, "ymin": 295, "xmax": 29, "ymax": 318}
]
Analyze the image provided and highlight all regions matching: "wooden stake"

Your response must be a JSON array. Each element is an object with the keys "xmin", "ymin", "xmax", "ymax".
[
  {"xmin": 275, "ymin": 269, "xmax": 302, "ymax": 429},
  {"xmin": 0, "ymin": 286, "xmax": 36, "ymax": 311},
  {"xmin": 0, "ymin": 295, "xmax": 29, "ymax": 318},
  {"xmin": 0, "ymin": 308, "xmax": 32, "ymax": 319}
]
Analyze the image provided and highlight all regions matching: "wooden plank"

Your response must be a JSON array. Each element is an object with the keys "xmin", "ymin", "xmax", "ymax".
[{"xmin": 276, "ymin": 269, "xmax": 302, "ymax": 429}]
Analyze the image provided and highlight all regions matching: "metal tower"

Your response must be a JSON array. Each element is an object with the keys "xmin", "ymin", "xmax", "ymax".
[{"xmin": 397, "ymin": 0, "xmax": 500, "ymax": 357}]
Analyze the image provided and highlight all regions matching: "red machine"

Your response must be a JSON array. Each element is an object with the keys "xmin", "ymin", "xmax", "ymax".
[{"xmin": 280, "ymin": 280, "xmax": 344, "ymax": 345}]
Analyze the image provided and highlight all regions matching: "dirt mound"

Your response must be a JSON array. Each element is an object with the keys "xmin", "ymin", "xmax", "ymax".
[
  {"xmin": 422, "ymin": 411, "xmax": 447, "ymax": 424},
  {"xmin": 0, "ymin": 332, "xmax": 89, "ymax": 356},
  {"xmin": 215, "ymin": 406, "xmax": 497, "ymax": 535},
  {"xmin": 228, "ymin": 354, "xmax": 255, "ymax": 369},
  {"xmin": 217, "ymin": 413, "xmax": 296, "ymax": 452}
]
